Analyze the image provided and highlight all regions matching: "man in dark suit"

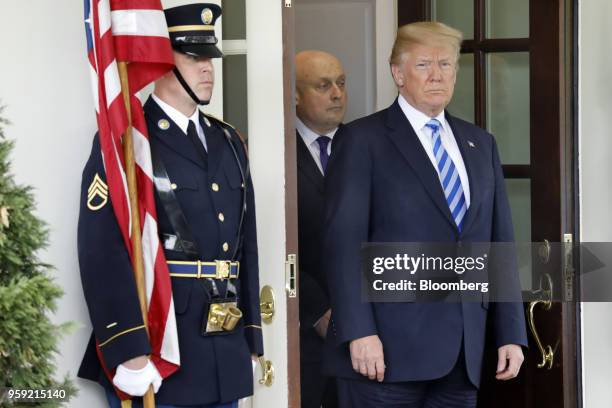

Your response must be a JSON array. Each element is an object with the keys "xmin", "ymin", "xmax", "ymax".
[
  {"xmin": 295, "ymin": 50, "xmax": 346, "ymax": 408},
  {"xmin": 78, "ymin": 4, "xmax": 262, "ymax": 407},
  {"xmin": 322, "ymin": 22, "xmax": 528, "ymax": 407}
]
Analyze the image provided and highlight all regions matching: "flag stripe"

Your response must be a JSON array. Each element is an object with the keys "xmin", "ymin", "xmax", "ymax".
[
  {"xmin": 112, "ymin": 0, "xmax": 169, "ymax": 10},
  {"xmin": 104, "ymin": 60, "xmax": 122, "ymax": 108},
  {"xmin": 110, "ymin": 129, "xmax": 132, "ymax": 238},
  {"xmin": 142, "ymin": 213, "xmax": 158, "ymax": 303},
  {"xmin": 133, "ymin": 127, "xmax": 153, "ymax": 180},
  {"xmin": 111, "ymin": 10, "xmax": 170, "ymax": 37},
  {"xmin": 89, "ymin": 65, "xmax": 100, "ymax": 113},
  {"xmin": 98, "ymin": 0, "xmax": 112, "ymax": 35},
  {"xmin": 161, "ymin": 299, "xmax": 180, "ymax": 365},
  {"xmin": 116, "ymin": 37, "xmax": 177, "ymax": 93}
]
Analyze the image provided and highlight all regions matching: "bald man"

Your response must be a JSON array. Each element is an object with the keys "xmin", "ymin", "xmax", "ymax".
[{"xmin": 296, "ymin": 50, "xmax": 346, "ymax": 408}]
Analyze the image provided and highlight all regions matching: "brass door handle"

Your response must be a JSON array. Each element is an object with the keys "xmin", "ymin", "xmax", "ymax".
[
  {"xmin": 258, "ymin": 356, "xmax": 274, "ymax": 386},
  {"xmin": 527, "ymin": 299, "xmax": 553, "ymax": 369},
  {"xmin": 260, "ymin": 285, "xmax": 275, "ymax": 324},
  {"xmin": 527, "ymin": 274, "xmax": 554, "ymax": 369}
]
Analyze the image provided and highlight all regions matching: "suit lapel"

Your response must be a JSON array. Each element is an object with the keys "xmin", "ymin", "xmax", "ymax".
[
  {"xmin": 202, "ymin": 114, "xmax": 226, "ymax": 178},
  {"xmin": 446, "ymin": 113, "xmax": 482, "ymax": 235},
  {"xmin": 144, "ymin": 98, "xmax": 207, "ymax": 170},
  {"xmin": 296, "ymin": 131, "xmax": 324, "ymax": 193},
  {"xmin": 384, "ymin": 101, "xmax": 456, "ymax": 229}
]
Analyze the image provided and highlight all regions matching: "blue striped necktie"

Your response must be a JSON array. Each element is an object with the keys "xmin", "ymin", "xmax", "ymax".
[{"xmin": 425, "ymin": 119, "xmax": 468, "ymax": 231}]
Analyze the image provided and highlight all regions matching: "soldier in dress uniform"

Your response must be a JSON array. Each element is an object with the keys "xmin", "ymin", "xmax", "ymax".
[{"xmin": 77, "ymin": 4, "xmax": 263, "ymax": 408}]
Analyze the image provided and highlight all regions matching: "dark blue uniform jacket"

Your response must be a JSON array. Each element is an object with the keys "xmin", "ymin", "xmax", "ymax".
[{"xmin": 77, "ymin": 97, "xmax": 263, "ymax": 406}]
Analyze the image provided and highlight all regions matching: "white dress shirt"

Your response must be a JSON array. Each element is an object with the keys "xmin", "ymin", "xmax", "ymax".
[
  {"xmin": 397, "ymin": 95, "xmax": 471, "ymax": 207},
  {"xmin": 295, "ymin": 117, "xmax": 338, "ymax": 175},
  {"xmin": 152, "ymin": 93, "xmax": 208, "ymax": 152}
]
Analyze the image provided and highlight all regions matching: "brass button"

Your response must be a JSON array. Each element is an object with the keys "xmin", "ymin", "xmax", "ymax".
[
  {"xmin": 218, "ymin": 212, "xmax": 225, "ymax": 222},
  {"xmin": 212, "ymin": 182, "xmax": 219, "ymax": 192},
  {"xmin": 171, "ymin": 183, "xmax": 177, "ymax": 190},
  {"xmin": 222, "ymin": 242, "xmax": 229, "ymax": 252}
]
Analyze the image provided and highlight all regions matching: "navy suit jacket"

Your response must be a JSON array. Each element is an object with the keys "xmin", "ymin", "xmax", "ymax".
[
  {"xmin": 297, "ymin": 131, "xmax": 330, "ymax": 363},
  {"xmin": 321, "ymin": 99, "xmax": 527, "ymax": 387}
]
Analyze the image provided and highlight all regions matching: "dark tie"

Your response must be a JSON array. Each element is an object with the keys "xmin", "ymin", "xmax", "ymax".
[
  {"xmin": 316, "ymin": 136, "xmax": 331, "ymax": 174},
  {"xmin": 186, "ymin": 120, "xmax": 208, "ymax": 165}
]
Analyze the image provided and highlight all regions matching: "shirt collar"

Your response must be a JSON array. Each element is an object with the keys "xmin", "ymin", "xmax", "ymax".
[
  {"xmin": 295, "ymin": 117, "xmax": 338, "ymax": 147},
  {"xmin": 152, "ymin": 93, "xmax": 200, "ymax": 134},
  {"xmin": 397, "ymin": 94, "xmax": 447, "ymax": 133}
]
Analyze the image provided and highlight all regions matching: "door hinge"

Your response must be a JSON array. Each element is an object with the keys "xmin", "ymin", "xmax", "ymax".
[
  {"xmin": 285, "ymin": 0, "xmax": 292, "ymax": 7},
  {"xmin": 285, "ymin": 254, "xmax": 297, "ymax": 297},
  {"xmin": 563, "ymin": 233, "xmax": 574, "ymax": 302}
]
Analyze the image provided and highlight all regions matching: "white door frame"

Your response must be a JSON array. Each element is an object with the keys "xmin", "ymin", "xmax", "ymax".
[{"xmin": 245, "ymin": 0, "xmax": 290, "ymax": 407}]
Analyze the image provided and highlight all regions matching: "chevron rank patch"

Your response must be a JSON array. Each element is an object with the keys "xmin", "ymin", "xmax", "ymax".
[{"xmin": 87, "ymin": 173, "xmax": 109, "ymax": 211}]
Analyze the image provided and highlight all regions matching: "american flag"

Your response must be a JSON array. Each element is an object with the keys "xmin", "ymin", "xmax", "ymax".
[{"xmin": 84, "ymin": 0, "xmax": 180, "ymax": 381}]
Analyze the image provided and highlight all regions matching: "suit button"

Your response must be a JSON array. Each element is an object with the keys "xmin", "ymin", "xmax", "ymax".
[
  {"xmin": 212, "ymin": 182, "xmax": 219, "ymax": 192},
  {"xmin": 222, "ymin": 242, "xmax": 229, "ymax": 252},
  {"xmin": 170, "ymin": 183, "xmax": 177, "ymax": 190},
  {"xmin": 218, "ymin": 213, "xmax": 225, "ymax": 222}
]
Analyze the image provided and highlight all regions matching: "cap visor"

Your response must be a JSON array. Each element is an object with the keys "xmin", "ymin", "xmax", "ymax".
[{"xmin": 179, "ymin": 44, "xmax": 224, "ymax": 58}]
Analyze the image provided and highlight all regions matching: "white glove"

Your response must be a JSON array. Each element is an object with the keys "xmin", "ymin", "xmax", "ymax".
[{"xmin": 112, "ymin": 360, "xmax": 163, "ymax": 396}]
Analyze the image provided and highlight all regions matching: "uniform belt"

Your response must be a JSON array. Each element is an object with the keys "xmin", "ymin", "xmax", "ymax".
[{"xmin": 167, "ymin": 260, "xmax": 239, "ymax": 279}]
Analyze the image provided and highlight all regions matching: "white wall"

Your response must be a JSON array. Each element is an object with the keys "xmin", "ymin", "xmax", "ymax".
[
  {"xmin": 294, "ymin": 0, "xmax": 397, "ymax": 122},
  {"xmin": 580, "ymin": 0, "xmax": 612, "ymax": 407},
  {"xmin": 0, "ymin": 1, "xmax": 222, "ymax": 407},
  {"xmin": 374, "ymin": 0, "xmax": 398, "ymax": 111}
]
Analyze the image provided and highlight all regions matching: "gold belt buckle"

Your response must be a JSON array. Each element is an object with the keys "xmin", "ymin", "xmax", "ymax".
[{"xmin": 215, "ymin": 260, "xmax": 231, "ymax": 280}]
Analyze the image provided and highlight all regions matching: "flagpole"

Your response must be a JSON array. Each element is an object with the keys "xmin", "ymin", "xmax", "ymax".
[{"xmin": 118, "ymin": 61, "xmax": 156, "ymax": 408}]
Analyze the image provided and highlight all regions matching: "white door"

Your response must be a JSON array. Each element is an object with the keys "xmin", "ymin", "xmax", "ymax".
[{"xmin": 238, "ymin": 0, "xmax": 295, "ymax": 407}]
